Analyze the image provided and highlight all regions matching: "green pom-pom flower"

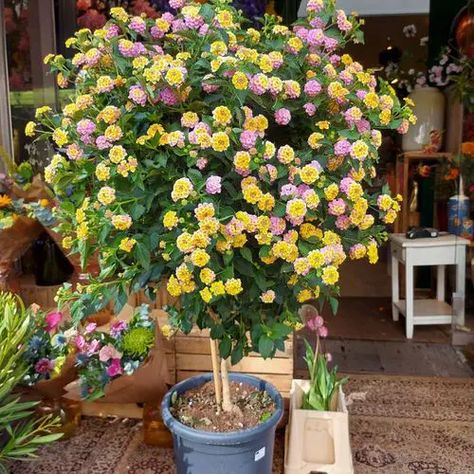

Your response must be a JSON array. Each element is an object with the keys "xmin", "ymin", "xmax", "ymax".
[{"xmin": 122, "ymin": 327, "xmax": 154, "ymax": 358}]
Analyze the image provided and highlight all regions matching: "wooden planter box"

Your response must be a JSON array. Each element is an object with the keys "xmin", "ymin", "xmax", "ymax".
[
  {"xmin": 131, "ymin": 288, "xmax": 294, "ymax": 397},
  {"xmin": 284, "ymin": 380, "xmax": 353, "ymax": 474},
  {"xmin": 174, "ymin": 327, "xmax": 293, "ymax": 398}
]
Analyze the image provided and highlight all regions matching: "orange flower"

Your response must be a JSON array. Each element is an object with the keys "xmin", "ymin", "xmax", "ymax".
[
  {"xmin": 0, "ymin": 194, "xmax": 12, "ymax": 208},
  {"xmin": 461, "ymin": 142, "xmax": 474, "ymax": 156},
  {"xmin": 443, "ymin": 167, "xmax": 460, "ymax": 181}
]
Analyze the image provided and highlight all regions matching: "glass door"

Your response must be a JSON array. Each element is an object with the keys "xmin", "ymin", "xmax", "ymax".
[{"xmin": 0, "ymin": 0, "xmax": 56, "ymax": 172}]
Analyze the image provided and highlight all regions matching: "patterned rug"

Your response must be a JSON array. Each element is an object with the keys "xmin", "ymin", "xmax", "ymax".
[{"xmin": 8, "ymin": 375, "xmax": 474, "ymax": 474}]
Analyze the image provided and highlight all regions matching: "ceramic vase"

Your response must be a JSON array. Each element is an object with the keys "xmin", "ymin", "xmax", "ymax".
[{"xmin": 402, "ymin": 87, "xmax": 445, "ymax": 152}]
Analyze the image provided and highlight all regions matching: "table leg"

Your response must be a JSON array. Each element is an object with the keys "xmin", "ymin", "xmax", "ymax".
[
  {"xmin": 436, "ymin": 265, "xmax": 446, "ymax": 302},
  {"xmin": 455, "ymin": 248, "xmax": 466, "ymax": 327},
  {"xmin": 405, "ymin": 263, "xmax": 414, "ymax": 339},
  {"xmin": 402, "ymin": 157, "xmax": 409, "ymax": 233},
  {"xmin": 391, "ymin": 254, "xmax": 399, "ymax": 321}
]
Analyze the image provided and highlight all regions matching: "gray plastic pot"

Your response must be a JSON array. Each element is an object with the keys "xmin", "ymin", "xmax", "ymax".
[{"xmin": 161, "ymin": 373, "xmax": 283, "ymax": 474}]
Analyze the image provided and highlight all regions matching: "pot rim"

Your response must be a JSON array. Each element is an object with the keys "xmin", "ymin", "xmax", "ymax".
[{"xmin": 161, "ymin": 372, "xmax": 283, "ymax": 445}]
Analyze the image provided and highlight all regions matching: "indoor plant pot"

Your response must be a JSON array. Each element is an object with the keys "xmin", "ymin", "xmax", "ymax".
[
  {"xmin": 284, "ymin": 379, "xmax": 353, "ymax": 474},
  {"xmin": 161, "ymin": 373, "xmax": 283, "ymax": 474}
]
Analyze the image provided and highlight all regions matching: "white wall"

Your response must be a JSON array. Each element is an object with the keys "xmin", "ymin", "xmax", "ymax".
[{"xmin": 298, "ymin": 0, "xmax": 430, "ymax": 17}]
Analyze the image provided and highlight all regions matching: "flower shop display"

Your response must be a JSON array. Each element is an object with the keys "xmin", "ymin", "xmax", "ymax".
[
  {"xmin": 21, "ymin": 306, "xmax": 75, "ymax": 394},
  {"xmin": 285, "ymin": 305, "xmax": 351, "ymax": 474},
  {"xmin": 441, "ymin": 142, "xmax": 474, "ymax": 238},
  {"xmin": 20, "ymin": 304, "xmax": 82, "ymax": 440},
  {"xmin": 29, "ymin": 0, "xmax": 413, "ymax": 471},
  {"xmin": 0, "ymin": 292, "xmax": 63, "ymax": 471},
  {"xmin": 74, "ymin": 304, "xmax": 155, "ymax": 399},
  {"xmin": 66, "ymin": 304, "xmax": 171, "ymax": 404}
]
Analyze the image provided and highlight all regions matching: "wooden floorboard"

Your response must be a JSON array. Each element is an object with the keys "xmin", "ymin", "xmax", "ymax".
[{"xmin": 294, "ymin": 337, "xmax": 473, "ymax": 378}]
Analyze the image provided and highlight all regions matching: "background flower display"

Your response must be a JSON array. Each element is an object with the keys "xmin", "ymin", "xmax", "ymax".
[
  {"xmin": 74, "ymin": 304, "xmax": 155, "ymax": 400},
  {"xmin": 21, "ymin": 307, "xmax": 71, "ymax": 386},
  {"xmin": 30, "ymin": 0, "xmax": 413, "ymax": 407}
]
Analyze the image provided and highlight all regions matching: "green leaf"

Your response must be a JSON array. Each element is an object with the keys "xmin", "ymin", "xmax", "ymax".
[
  {"xmin": 135, "ymin": 243, "xmax": 151, "ymax": 270},
  {"xmin": 258, "ymin": 335, "xmax": 274, "ymax": 359},
  {"xmin": 329, "ymin": 297, "xmax": 339, "ymax": 315},
  {"xmin": 273, "ymin": 202, "xmax": 286, "ymax": 217},
  {"xmin": 219, "ymin": 338, "xmax": 231, "ymax": 359},
  {"xmin": 239, "ymin": 247, "xmax": 253, "ymax": 263}
]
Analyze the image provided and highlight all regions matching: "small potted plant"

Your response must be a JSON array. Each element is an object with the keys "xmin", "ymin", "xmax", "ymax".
[
  {"xmin": 285, "ymin": 304, "xmax": 352, "ymax": 474},
  {"xmin": 30, "ymin": 0, "xmax": 413, "ymax": 472}
]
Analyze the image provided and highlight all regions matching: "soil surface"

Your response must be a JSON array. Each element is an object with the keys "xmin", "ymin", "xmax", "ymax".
[{"xmin": 170, "ymin": 381, "xmax": 276, "ymax": 432}]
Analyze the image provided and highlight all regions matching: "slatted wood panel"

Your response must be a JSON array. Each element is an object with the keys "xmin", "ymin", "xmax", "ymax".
[
  {"xmin": 132, "ymin": 289, "xmax": 294, "ymax": 397},
  {"xmin": 175, "ymin": 332, "xmax": 293, "ymax": 397}
]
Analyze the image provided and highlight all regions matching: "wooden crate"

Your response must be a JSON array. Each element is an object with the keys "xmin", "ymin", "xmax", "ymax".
[
  {"xmin": 175, "ymin": 327, "xmax": 294, "ymax": 398},
  {"xmin": 132, "ymin": 289, "xmax": 294, "ymax": 397}
]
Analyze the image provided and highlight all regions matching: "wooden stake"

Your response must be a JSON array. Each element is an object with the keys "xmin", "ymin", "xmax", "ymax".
[
  {"xmin": 209, "ymin": 338, "xmax": 222, "ymax": 407},
  {"xmin": 220, "ymin": 357, "xmax": 233, "ymax": 412}
]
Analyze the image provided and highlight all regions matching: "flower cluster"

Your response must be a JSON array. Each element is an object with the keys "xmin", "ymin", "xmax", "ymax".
[
  {"xmin": 31, "ymin": 0, "xmax": 413, "ymax": 362},
  {"xmin": 74, "ymin": 305, "xmax": 155, "ymax": 400},
  {"xmin": 22, "ymin": 306, "xmax": 71, "ymax": 385}
]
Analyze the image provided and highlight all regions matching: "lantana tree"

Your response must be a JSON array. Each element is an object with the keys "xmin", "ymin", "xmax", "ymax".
[{"xmin": 29, "ymin": 0, "xmax": 413, "ymax": 410}]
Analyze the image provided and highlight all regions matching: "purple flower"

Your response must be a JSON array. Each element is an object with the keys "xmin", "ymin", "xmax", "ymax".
[
  {"xmin": 35, "ymin": 358, "xmax": 54, "ymax": 375},
  {"xmin": 196, "ymin": 158, "xmax": 208, "ymax": 170},
  {"xmin": 128, "ymin": 85, "xmax": 147, "ymax": 106},
  {"xmin": 105, "ymin": 24, "xmax": 120, "ymax": 39},
  {"xmin": 77, "ymin": 119, "xmax": 96, "ymax": 136},
  {"xmin": 206, "ymin": 175, "xmax": 222, "ymax": 194},
  {"xmin": 74, "ymin": 335, "xmax": 85, "ymax": 350},
  {"xmin": 275, "ymin": 108, "xmax": 291, "ymax": 125},
  {"xmin": 307, "ymin": 315, "xmax": 325, "ymax": 331},
  {"xmin": 334, "ymin": 139, "xmax": 351, "ymax": 156},
  {"xmin": 304, "ymin": 103, "xmax": 316, "ymax": 116},
  {"xmin": 106, "ymin": 358, "xmax": 123, "ymax": 377},
  {"xmin": 84, "ymin": 322, "xmax": 97, "ymax": 334},
  {"xmin": 96, "ymin": 136, "xmax": 112, "ymax": 150},
  {"xmin": 270, "ymin": 216, "xmax": 286, "ymax": 235},
  {"xmin": 240, "ymin": 130, "xmax": 257, "ymax": 150},
  {"xmin": 87, "ymin": 339, "xmax": 101, "ymax": 355},
  {"xmin": 307, "ymin": 28, "xmax": 325, "ymax": 47},
  {"xmin": 160, "ymin": 88, "xmax": 178, "ymax": 106},
  {"xmin": 129, "ymin": 16, "xmax": 146, "ymax": 34},
  {"xmin": 318, "ymin": 326, "xmax": 329, "ymax": 338},
  {"xmin": 324, "ymin": 37, "xmax": 339, "ymax": 51},
  {"xmin": 280, "ymin": 184, "xmax": 297, "ymax": 197},
  {"xmin": 169, "ymin": 0, "xmax": 184, "ymax": 8},
  {"xmin": 304, "ymin": 79, "xmax": 321, "ymax": 97},
  {"xmin": 110, "ymin": 320, "xmax": 128, "ymax": 338}
]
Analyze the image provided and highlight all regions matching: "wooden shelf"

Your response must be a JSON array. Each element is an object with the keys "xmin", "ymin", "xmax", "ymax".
[
  {"xmin": 394, "ymin": 299, "xmax": 454, "ymax": 325},
  {"xmin": 395, "ymin": 152, "xmax": 453, "ymax": 233}
]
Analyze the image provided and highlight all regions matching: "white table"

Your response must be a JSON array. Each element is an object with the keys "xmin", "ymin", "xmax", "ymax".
[{"xmin": 389, "ymin": 233, "xmax": 469, "ymax": 338}]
